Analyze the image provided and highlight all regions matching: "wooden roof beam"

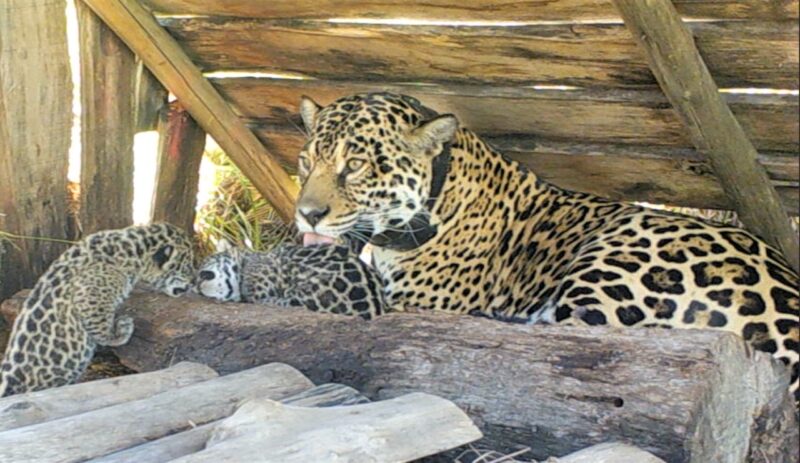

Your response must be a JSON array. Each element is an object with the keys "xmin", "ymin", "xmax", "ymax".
[
  {"xmin": 80, "ymin": 0, "xmax": 299, "ymax": 223},
  {"xmin": 613, "ymin": 0, "xmax": 799, "ymax": 272}
]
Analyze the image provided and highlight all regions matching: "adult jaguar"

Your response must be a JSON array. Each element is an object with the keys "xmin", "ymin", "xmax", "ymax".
[{"xmin": 293, "ymin": 92, "xmax": 799, "ymax": 403}]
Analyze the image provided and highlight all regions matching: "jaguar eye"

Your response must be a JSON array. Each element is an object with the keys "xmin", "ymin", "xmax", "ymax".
[
  {"xmin": 299, "ymin": 156, "xmax": 311, "ymax": 172},
  {"xmin": 346, "ymin": 159, "xmax": 365, "ymax": 171}
]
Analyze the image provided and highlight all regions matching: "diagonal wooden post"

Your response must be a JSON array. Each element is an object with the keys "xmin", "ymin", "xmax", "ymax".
[
  {"xmin": 80, "ymin": 0, "xmax": 299, "ymax": 223},
  {"xmin": 613, "ymin": 0, "xmax": 799, "ymax": 272}
]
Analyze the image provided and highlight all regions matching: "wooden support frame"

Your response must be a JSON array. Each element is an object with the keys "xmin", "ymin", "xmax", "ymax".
[
  {"xmin": 613, "ymin": 0, "xmax": 800, "ymax": 272},
  {"xmin": 151, "ymin": 101, "xmax": 206, "ymax": 234},
  {"xmin": 80, "ymin": 0, "xmax": 299, "ymax": 223}
]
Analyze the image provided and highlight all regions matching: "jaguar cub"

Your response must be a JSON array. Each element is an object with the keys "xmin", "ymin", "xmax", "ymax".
[
  {"xmin": 196, "ymin": 244, "xmax": 384, "ymax": 319},
  {"xmin": 0, "ymin": 223, "xmax": 194, "ymax": 396}
]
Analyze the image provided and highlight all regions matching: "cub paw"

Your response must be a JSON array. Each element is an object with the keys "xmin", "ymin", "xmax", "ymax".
[{"xmin": 109, "ymin": 316, "xmax": 134, "ymax": 346}]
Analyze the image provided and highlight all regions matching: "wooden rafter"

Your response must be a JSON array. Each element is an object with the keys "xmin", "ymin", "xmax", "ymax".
[
  {"xmin": 613, "ymin": 0, "xmax": 800, "ymax": 272},
  {"xmin": 80, "ymin": 0, "xmax": 299, "ymax": 223}
]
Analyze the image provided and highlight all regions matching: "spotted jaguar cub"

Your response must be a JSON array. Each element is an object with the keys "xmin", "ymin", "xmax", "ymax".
[
  {"xmin": 294, "ymin": 92, "xmax": 800, "ymax": 404},
  {"xmin": 196, "ymin": 244, "xmax": 384, "ymax": 319},
  {"xmin": 0, "ymin": 223, "xmax": 194, "ymax": 396}
]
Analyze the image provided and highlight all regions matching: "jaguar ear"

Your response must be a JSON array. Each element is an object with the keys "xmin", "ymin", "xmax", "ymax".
[
  {"xmin": 299, "ymin": 96, "xmax": 322, "ymax": 134},
  {"xmin": 153, "ymin": 245, "xmax": 173, "ymax": 268},
  {"xmin": 409, "ymin": 114, "xmax": 459, "ymax": 154}
]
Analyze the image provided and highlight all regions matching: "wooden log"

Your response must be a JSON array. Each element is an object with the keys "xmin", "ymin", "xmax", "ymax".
[
  {"xmin": 0, "ymin": 363, "xmax": 313, "ymax": 463},
  {"xmin": 32, "ymin": 292, "xmax": 793, "ymax": 463},
  {"xmin": 0, "ymin": 361, "xmax": 216, "ymax": 432},
  {"xmin": 80, "ymin": 0, "xmax": 298, "ymax": 223},
  {"xmin": 134, "ymin": 61, "xmax": 168, "ymax": 132},
  {"xmin": 613, "ymin": 0, "xmax": 800, "ymax": 272},
  {"xmin": 142, "ymin": 0, "xmax": 799, "ymax": 23},
  {"xmin": 249, "ymin": 125, "xmax": 800, "ymax": 215},
  {"xmin": 160, "ymin": 17, "xmax": 799, "ymax": 89},
  {"xmin": 216, "ymin": 78, "xmax": 799, "ymax": 153},
  {"xmin": 95, "ymin": 383, "xmax": 369, "ymax": 463},
  {"xmin": 551, "ymin": 442, "xmax": 666, "ymax": 463},
  {"xmin": 151, "ymin": 101, "xmax": 206, "ymax": 234},
  {"xmin": 176, "ymin": 392, "xmax": 481, "ymax": 463},
  {"xmin": 77, "ymin": 0, "xmax": 137, "ymax": 233}
]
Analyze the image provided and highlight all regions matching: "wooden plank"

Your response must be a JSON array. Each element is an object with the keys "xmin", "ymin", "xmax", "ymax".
[
  {"xmin": 0, "ymin": 363, "xmax": 313, "ymax": 463},
  {"xmin": 0, "ymin": 362, "xmax": 217, "ymax": 432},
  {"xmin": 66, "ymin": 292, "xmax": 798, "ymax": 463},
  {"xmin": 614, "ymin": 0, "xmax": 800, "ymax": 271},
  {"xmin": 0, "ymin": 0, "xmax": 72, "ymax": 300},
  {"xmin": 81, "ymin": 0, "xmax": 299, "ymax": 223},
  {"xmin": 151, "ymin": 101, "xmax": 206, "ymax": 234},
  {"xmin": 91, "ymin": 383, "xmax": 368, "ymax": 463},
  {"xmin": 249, "ymin": 125, "xmax": 800, "ymax": 215},
  {"xmin": 159, "ymin": 18, "xmax": 799, "ymax": 89},
  {"xmin": 214, "ymin": 78, "xmax": 800, "ymax": 152},
  {"xmin": 180, "ymin": 393, "xmax": 482, "ymax": 463},
  {"xmin": 134, "ymin": 60, "xmax": 168, "ymax": 132},
  {"xmin": 142, "ymin": 0, "xmax": 799, "ymax": 21},
  {"xmin": 77, "ymin": 0, "xmax": 137, "ymax": 233}
]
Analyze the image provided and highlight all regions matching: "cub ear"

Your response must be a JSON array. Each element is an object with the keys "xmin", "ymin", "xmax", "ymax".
[
  {"xmin": 409, "ymin": 114, "xmax": 459, "ymax": 153},
  {"xmin": 299, "ymin": 96, "xmax": 323, "ymax": 134},
  {"xmin": 153, "ymin": 245, "xmax": 173, "ymax": 268}
]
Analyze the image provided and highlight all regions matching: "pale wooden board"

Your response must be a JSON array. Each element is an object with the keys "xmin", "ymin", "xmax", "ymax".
[
  {"xmin": 0, "ymin": 0, "xmax": 72, "ymax": 299},
  {"xmin": 212, "ymin": 78, "xmax": 799, "ymax": 152},
  {"xmin": 143, "ymin": 0, "xmax": 799, "ymax": 21},
  {"xmin": 159, "ymin": 18, "xmax": 799, "ymax": 89},
  {"xmin": 249, "ymin": 125, "xmax": 800, "ymax": 215}
]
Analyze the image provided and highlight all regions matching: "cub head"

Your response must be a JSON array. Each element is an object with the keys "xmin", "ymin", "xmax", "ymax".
[
  {"xmin": 139, "ymin": 223, "xmax": 195, "ymax": 297},
  {"xmin": 195, "ymin": 247, "xmax": 242, "ymax": 302},
  {"xmin": 295, "ymin": 92, "xmax": 458, "ymax": 243}
]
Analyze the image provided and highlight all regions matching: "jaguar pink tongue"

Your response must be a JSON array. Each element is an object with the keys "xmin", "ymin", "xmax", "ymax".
[{"xmin": 302, "ymin": 233, "xmax": 336, "ymax": 246}]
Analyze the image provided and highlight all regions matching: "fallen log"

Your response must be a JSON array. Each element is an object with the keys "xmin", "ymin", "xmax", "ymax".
[
  {"xmin": 0, "ymin": 361, "xmax": 216, "ymax": 431},
  {"xmin": 0, "ymin": 363, "xmax": 312, "ymax": 463},
  {"xmin": 95, "ymin": 383, "xmax": 369, "ymax": 463},
  {"xmin": 177, "ymin": 392, "xmax": 481, "ymax": 463},
  {"xmin": 3, "ymin": 291, "xmax": 798, "ymax": 462}
]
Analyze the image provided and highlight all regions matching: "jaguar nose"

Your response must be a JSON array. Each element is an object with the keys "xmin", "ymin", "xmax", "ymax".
[
  {"xmin": 299, "ymin": 206, "xmax": 331, "ymax": 227},
  {"xmin": 199, "ymin": 270, "xmax": 215, "ymax": 281}
]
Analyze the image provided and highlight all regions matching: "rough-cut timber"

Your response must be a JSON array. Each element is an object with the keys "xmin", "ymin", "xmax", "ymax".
[
  {"xmin": 95, "ymin": 383, "xmax": 369, "ymax": 463},
  {"xmin": 0, "ymin": 362, "xmax": 216, "ymax": 432},
  {"xmin": 613, "ymin": 0, "xmax": 800, "ymax": 273},
  {"xmin": 216, "ymin": 79, "xmax": 800, "ymax": 153},
  {"xmin": 250, "ymin": 126, "xmax": 800, "ymax": 215},
  {"xmin": 77, "ymin": 0, "xmax": 137, "ymax": 233},
  {"xmin": 0, "ymin": 363, "xmax": 312, "ymax": 463},
  {"xmin": 134, "ymin": 61, "xmax": 168, "ymax": 132},
  {"xmin": 176, "ymin": 393, "xmax": 482, "ymax": 463},
  {"xmin": 81, "ymin": 0, "xmax": 298, "ymax": 222},
  {"xmin": 7, "ymin": 292, "xmax": 787, "ymax": 463},
  {"xmin": 160, "ymin": 18, "xmax": 799, "ymax": 89},
  {"xmin": 142, "ymin": 0, "xmax": 799, "ymax": 22},
  {"xmin": 151, "ymin": 102, "xmax": 206, "ymax": 234},
  {"xmin": 0, "ymin": 0, "xmax": 72, "ymax": 300}
]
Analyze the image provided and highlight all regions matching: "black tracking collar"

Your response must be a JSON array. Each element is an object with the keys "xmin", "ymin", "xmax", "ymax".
[{"xmin": 369, "ymin": 143, "xmax": 451, "ymax": 251}]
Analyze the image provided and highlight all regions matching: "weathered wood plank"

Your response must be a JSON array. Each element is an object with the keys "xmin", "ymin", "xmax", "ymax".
[
  {"xmin": 81, "ymin": 0, "xmax": 299, "ymax": 223},
  {"xmin": 160, "ymin": 18, "xmax": 799, "ymax": 89},
  {"xmin": 178, "ymin": 393, "xmax": 481, "ymax": 463},
  {"xmin": 77, "ymin": 0, "xmax": 137, "ymax": 233},
  {"xmin": 63, "ymin": 292, "xmax": 798, "ymax": 463},
  {"xmin": 249, "ymin": 125, "xmax": 800, "ymax": 215},
  {"xmin": 614, "ymin": 0, "xmax": 800, "ymax": 271},
  {"xmin": 0, "ymin": 363, "xmax": 313, "ymax": 463},
  {"xmin": 143, "ymin": 0, "xmax": 799, "ymax": 21},
  {"xmin": 151, "ymin": 101, "xmax": 206, "ymax": 234},
  {"xmin": 94, "ymin": 383, "xmax": 369, "ymax": 463},
  {"xmin": 134, "ymin": 60, "xmax": 168, "ymax": 132},
  {"xmin": 214, "ymin": 78, "xmax": 799, "ymax": 152},
  {"xmin": 0, "ymin": 0, "xmax": 72, "ymax": 300},
  {"xmin": 0, "ymin": 362, "xmax": 217, "ymax": 432}
]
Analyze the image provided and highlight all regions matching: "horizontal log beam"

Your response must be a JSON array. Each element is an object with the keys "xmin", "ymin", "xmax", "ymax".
[
  {"xmin": 142, "ymin": 0, "xmax": 799, "ymax": 21},
  {"xmin": 81, "ymin": 0, "xmax": 299, "ymax": 222},
  {"xmin": 159, "ymin": 18, "xmax": 799, "ymax": 89},
  {"xmin": 4, "ymin": 291, "xmax": 790, "ymax": 462},
  {"xmin": 248, "ymin": 124, "xmax": 800, "ymax": 215}
]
